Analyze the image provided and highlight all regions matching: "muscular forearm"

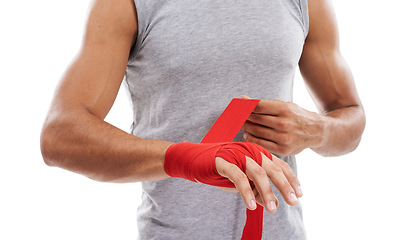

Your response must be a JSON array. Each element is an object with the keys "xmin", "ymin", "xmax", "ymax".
[
  {"xmin": 311, "ymin": 105, "xmax": 365, "ymax": 157},
  {"xmin": 40, "ymin": 108, "xmax": 173, "ymax": 183},
  {"xmin": 38, "ymin": 0, "xmax": 172, "ymax": 183}
]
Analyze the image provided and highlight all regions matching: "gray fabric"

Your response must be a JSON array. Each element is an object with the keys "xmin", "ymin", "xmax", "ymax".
[{"xmin": 125, "ymin": 0, "xmax": 309, "ymax": 239}]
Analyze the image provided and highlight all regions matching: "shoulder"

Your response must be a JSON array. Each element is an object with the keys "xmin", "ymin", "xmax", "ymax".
[
  {"xmin": 84, "ymin": 0, "xmax": 138, "ymax": 47},
  {"xmin": 303, "ymin": 0, "xmax": 339, "ymax": 52},
  {"xmin": 306, "ymin": 0, "xmax": 339, "ymax": 42}
]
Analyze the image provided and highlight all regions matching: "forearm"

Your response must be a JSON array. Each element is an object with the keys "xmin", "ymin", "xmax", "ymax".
[
  {"xmin": 40, "ymin": 108, "xmax": 173, "ymax": 183},
  {"xmin": 311, "ymin": 105, "xmax": 365, "ymax": 157}
]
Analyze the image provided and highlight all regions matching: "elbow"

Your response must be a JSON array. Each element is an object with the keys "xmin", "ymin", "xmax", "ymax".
[
  {"xmin": 40, "ymin": 114, "xmax": 69, "ymax": 168},
  {"xmin": 348, "ymin": 135, "xmax": 363, "ymax": 154},
  {"xmin": 346, "ymin": 113, "xmax": 366, "ymax": 155},
  {"xmin": 40, "ymin": 110, "xmax": 77, "ymax": 168},
  {"xmin": 352, "ymin": 109, "xmax": 366, "ymax": 151},
  {"xmin": 40, "ymin": 123, "xmax": 58, "ymax": 167}
]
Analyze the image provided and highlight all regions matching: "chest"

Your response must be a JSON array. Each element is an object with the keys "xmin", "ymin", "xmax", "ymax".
[{"xmin": 136, "ymin": 0, "xmax": 305, "ymax": 76}]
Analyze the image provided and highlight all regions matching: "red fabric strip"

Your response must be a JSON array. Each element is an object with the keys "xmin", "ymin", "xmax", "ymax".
[
  {"xmin": 201, "ymin": 98, "xmax": 263, "ymax": 240},
  {"xmin": 242, "ymin": 205, "xmax": 263, "ymax": 240},
  {"xmin": 201, "ymin": 98, "xmax": 260, "ymax": 144}
]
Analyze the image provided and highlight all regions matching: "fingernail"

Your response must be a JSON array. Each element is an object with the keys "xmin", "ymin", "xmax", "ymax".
[
  {"xmin": 250, "ymin": 199, "xmax": 257, "ymax": 209},
  {"xmin": 270, "ymin": 200, "xmax": 277, "ymax": 211},
  {"xmin": 243, "ymin": 132, "xmax": 248, "ymax": 140},
  {"xmin": 290, "ymin": 192, "xmax": 298, "ymax": 203},
  {"xmin": 296, "ymin": 186, "xmax": 303, "ymax": 197}
]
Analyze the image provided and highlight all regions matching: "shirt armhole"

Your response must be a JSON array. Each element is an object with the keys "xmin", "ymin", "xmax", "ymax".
[
  {"xmin": 128, "ymin": 0, "xmax": 147, "ymax": 62},
  {"xmin": 299, "ymin": 0, "xmax": 310, "ymax": 39}
]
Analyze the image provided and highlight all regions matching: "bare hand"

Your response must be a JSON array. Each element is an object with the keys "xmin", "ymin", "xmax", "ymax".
[
  {"xmin": 241, "ymin": 97, "xmax": 326, "ymax": 156},
  {"xmin": 215, "ymin": 153, "xmax": 303, "ymax": 213}
]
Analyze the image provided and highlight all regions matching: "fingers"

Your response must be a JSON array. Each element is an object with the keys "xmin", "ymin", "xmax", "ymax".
[
  {"xmin": 242, "ymin": 96, "xmax": 294, "ymax": 119},
  {"xmin": 262, "ymin": 155, "xmax": 302, "ymax": 205},
  {"xmin": 243, "ymin": 131, "xmax": 282, "ymax": 155},
  {"xmin": 252, "ymin": 99, "xmax": 286, "ymax": 115},
  {"xmin": 242, "ymin": 96, "xmax": 285, "ymax": 115},
  {"xmin": 215, "ymin": 157, "xmax": 257, "ymax": 211},
  {"xmin": 245, "ymin": 156, "xmax": 278, "ymax": 213},
  {"xmin": 243, "ymin": 131, "xmax": 298, "ymax": 156},
  {"xmin": 242, "ymin": 121, "xmax": 291, "ymax": 144},
  {"xmin": 216, "ymin": 151, "xmax": 303, "ymax": 212},
  {"xmin": 246, "ymin": 113, "xmax": 291, "ymax": 133},
  {"xmin": 272, "ymin": 155, "xmax": 303, "ymax": 198}
]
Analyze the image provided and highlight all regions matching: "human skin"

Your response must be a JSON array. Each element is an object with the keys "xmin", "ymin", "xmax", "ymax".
[
  {"xmin": 40, "ymin": 0, "xmax": 364, "ymax": 214},
  {"xmin": 241, "ymin": 0, "xmax": 366, "ymax": 157}
]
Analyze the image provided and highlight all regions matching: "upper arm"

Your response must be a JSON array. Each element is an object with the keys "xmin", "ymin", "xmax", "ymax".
[
  {"xmin": 50, "ymin": 0, "xmax": 138, "ymax": 119},
  {"xmin": 299, "ymin": 0, "xmax": 363, "ymax": 114}
]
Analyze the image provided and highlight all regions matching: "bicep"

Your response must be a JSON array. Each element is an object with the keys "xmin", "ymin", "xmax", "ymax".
[
  {"xmin": 51, "ymin": 0, "xmax": 138, "ymax": 119},
  {"xmin": 299, "ymin": 0, "xmax": 362, "ymax": 114}
]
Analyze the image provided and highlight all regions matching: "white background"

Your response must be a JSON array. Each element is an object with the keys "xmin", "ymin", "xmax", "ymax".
[{"xmin": 1, "ymin": 0, "xmax": 411, "ymax": 239}]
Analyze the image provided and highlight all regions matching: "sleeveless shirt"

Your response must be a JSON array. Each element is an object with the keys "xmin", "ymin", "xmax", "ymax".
[{"xmin": 125, "ymin": 1, "xmax": 309, "ymax": 239}]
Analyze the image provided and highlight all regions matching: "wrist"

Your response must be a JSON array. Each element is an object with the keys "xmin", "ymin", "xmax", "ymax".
[{"xmin": 309, "ymin": 114, "xmax": 329, "ymax": 149}]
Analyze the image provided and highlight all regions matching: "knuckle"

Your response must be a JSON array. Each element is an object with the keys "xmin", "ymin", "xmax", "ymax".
[
  {"xmin": 250, "ymin": 113, "xmax": 260, "ymax": 122},
  {"xmin": 265, "ymin": 189, "xmax": 276, "ymax": 198},
  {"xmin": 244, "ymin": 134, "xmax": 256, "ymax": 143},
  {"xmin": 277, "ymin": 180, "xmax": 292, "ymax": 192},
  {"xmin": 280, "ymin": 164, "xmax": 294, "ymax": 176},
  {"xmin": 220, "ymin": 165, "xmax": 233, "ymax": 178},
  {"xmin": 289, "ymin": 176, "xmax": 299, "ymax": 185},
  {"xmin": 268, "ymin": 141, "xmax": 278, "ymax": 153},
  {"xmin": 278, "ymin": 145, "xmax": 292, "ymax": 156},
  {"xmin": 278, "ymin": 119, "xmax": 287, "ymax": 129},
  {"xmin": 260, "ymin": 189, "xmax": 274, "ymax": 200},
  {"xmin": 279, "ymin": 104, "xmax": 291, "ymax": 115},
  {"xmin": 218, "ymin": 167, "xmax": 227, "ymax": 177},
  {"xmin": 283, "ymin": 120, "xmax": 292, "ymax": 130},
  {"xmin": 276, "ymin": 146, "xmax": 287, "ymax": 156},
  {"xmin": 278, "ymin": 134, "xmax": 291, "ymax": 144},
  {"xmin": 278, "ymin": 160, "xmax": 290, "ymax": 168},
  {"xmin": 254, "ymin": 126, "xmax": 266, "ymax": 136},
  {"xmin": 234, "ymin": 171, "xmax": 248, "ymax": 182},
  {"xmin": 269, "ymin": 163, "xmax": 283, "ymax": 174},
  {"xmin": 217, "ymin": 160, "xmax": 233, "ymax": 176},
  {"xmin": 243, "ymin": 122, "xmax": 251, "ymax": 131},
  {"xmin": 254, "ymin": 166, "xmax": 267, "ymax": 177},
  {"xmin": 250, "ymin": 137, "xmax": 262, "ymax": 146},
  {"xmin": 220, "ymin": 163, "xmax": 237, "ymax": 177}
]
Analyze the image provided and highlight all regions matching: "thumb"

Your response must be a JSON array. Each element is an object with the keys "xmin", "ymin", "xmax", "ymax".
[{"xmin": 242, "ymin": 95, "xmax": 252, "ymax": 99}]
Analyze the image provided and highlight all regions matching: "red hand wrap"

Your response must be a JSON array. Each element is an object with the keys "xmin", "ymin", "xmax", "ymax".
[
  {"xmin": 164, "ymin": 142, "xmax": 272, "ymax": 187},
  {"xmin": 164, "ymin": 98, "xmax": 267, "ymax": 240}
]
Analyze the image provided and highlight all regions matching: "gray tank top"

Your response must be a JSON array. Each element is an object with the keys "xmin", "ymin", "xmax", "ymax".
[{"xmin": 125, "ymin": 0, "xmax": 309, "ymax": 239}]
